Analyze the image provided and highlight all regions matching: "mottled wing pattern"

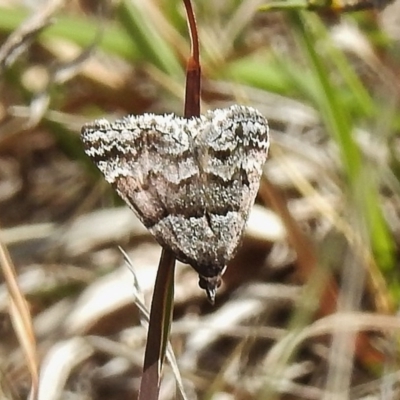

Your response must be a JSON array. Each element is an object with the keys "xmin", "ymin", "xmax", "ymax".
[
  {"xmin": 192, "ymin": 106, "xmax": 269, "ymax": 275},
  {"xmin": 82, "ymin": 114, "xmax": 203, "ymax": 251},
  {"xmin": 81, "ymin": 105, "xmax": 269, "ymax": 300}
]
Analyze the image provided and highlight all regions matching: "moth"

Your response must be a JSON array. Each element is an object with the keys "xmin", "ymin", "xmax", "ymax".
[{"xmin": 81, "ymin": 105, "xmax": 269, "ymax": 302}]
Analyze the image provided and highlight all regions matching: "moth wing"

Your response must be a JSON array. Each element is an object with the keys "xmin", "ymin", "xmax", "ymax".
[{"xmin": 194, "ymin": 105, "xmax": 269, "ymax": 263}]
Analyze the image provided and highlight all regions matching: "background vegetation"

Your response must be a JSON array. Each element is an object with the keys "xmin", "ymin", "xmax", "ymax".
[{"xmin": 0, "ymin": 0, "xmax": 400, "ymax": 399}]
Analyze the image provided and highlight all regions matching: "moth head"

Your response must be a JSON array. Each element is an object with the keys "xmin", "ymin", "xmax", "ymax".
[{"xmin": 198, "ymin": 274, "xmax": 222, "ymax": 305}]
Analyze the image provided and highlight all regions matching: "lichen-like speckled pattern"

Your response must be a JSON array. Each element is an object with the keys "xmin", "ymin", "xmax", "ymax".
[{"xmin": 81, "ymin": 105, "xmax": 269, "ymax": 301}]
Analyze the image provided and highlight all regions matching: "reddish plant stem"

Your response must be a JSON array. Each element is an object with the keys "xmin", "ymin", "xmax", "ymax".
[{"xmin": 183, "ymin": 0, "xmax": 201, "ymax": 118}]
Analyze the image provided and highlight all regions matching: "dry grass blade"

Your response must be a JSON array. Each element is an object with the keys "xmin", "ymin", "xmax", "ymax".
[
  {"xmin": 25, "ymin": 29, "xmax": 102, "ymax": 128},
  {"xmin": 0, "ymin": 0, "xmax": 65, "ymax": 70},
  {"xmin": 0, "ymin": 229, "xmax": 38, "ymax": 400},
  {"xmin": 267, "ymin": 312, "xmax": 400, "ymax": 363},
  {"xmin": 37, "ymin": 338, "xmax": 94, "ymax": 400}
]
